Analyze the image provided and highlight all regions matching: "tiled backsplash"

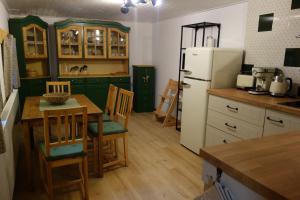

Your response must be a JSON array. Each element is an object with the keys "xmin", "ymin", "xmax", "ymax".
[{"xmin": 245, "ymin": 0, "xmax": 300, "ymax": 83}]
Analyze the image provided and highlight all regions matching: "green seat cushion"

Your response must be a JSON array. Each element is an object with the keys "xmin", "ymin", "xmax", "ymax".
[
  {"xmin": 40, "ymin": 143, "xmax": 85, "ymax": 161},
  {"xmin": 88, "ymin": 121, "xmax": 128, "ymax": 137},
  {"xmin": 103, "ymin": 113, "xmax": 111, "ymax": 122}
]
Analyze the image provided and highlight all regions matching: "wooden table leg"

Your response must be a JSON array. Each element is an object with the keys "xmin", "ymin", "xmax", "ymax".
[
  {"xmin": 97, "ymin": 114, "xmax": 103, "ymax": 178},
  {"xmin": 22, "ymin": 121, "xmax": 33, "ymax": 188}
]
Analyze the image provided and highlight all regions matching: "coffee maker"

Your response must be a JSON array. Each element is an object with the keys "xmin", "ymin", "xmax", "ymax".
[{"xmin": 248, "ymin": 67, "xmax": 276, "ymax": 95}]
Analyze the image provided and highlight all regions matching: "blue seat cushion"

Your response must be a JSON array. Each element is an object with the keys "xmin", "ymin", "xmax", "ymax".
[
  {"xmin": 88, "ymin": 121, "xmax": 128, "ymax": 137},
  {"xmin": 40, "ymin": 143, "xmax": 85, "ymax": 161},
  {"xmin": 103, "ymin": 113, "xmax": 111, "ymax": 122}
]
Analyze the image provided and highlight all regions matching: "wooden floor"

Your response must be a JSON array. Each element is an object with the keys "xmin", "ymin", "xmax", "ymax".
[{"xmin": 14, "ymin": 112, "xmax": 204, "ymax": 200}]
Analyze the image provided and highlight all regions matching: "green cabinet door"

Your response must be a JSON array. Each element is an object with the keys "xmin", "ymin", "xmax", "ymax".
[
  {"xmin": 133, "ymin": 66, "xmax": 155, "ymax": 113},
  {"xmin": 110, "ymin": 77, "xmax": 130, "ymax": 90},
  {"xmin": 86, "ymin": 78, "xmax": 109, "ymax": 110}
]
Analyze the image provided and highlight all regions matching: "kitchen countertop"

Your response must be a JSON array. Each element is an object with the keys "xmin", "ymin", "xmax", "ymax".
[
  {"xmin": 200, "ymin": 132, "xmax": 300, "ymax": 200},
  {"xmin": 208, "ymin": 88, "xmax": 300, "ymax": 117}
]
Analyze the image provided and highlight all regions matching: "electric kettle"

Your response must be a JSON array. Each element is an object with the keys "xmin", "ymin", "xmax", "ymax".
[{"xmin": 269, "ymin": 75, "xmax": 293, "ymax": 97}]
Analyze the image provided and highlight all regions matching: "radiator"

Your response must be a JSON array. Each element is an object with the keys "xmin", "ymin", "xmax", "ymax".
[{"xmin": 0, "ymin": 89, "xmax": 19, "ymax": 200}]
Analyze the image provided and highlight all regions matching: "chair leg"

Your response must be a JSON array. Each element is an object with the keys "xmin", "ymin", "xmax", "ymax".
[
  {"xmin": 79, "ymin": 162, "xmax": 85, "ymax": 200},
  {"xmin": 93, "ymin": 137, "xmax": 98, "ymax": 176},
  {"xmin": 114, "ymin": 139, "xmax": 118, "ymax": 159},
  {"xmin": 83, "ymin": 156, "xmax": 89, "ymax": 200},
  {"xmin": 123, "ymin": 134, "xmax": 128, "ymax": 167},
  {"xmin": 46, "ymin": 163, "xmax": 54, "ymax": 200}
]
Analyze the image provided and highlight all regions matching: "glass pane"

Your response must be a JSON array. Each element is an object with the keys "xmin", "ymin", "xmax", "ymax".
[
  {"xmin": 96, "ymin": 46, "xmax": 104, "ymax": 56},
  {"xmin": 111, "ymin": 31, "xmax": 118, "ymax": 46},
  {"xmin": 119, "ymin": 34, "xmax": 126, "ymax": 46},
  {"xmin": 71, "ymin": 45, "xmax": 79, "ymax": 55},
  {"xmin": 70, "ymin": 29, "xmax": 79, "ymax": 44},
  {"xmin": 119, "ymin": 46, "xmax": 126, "ymax": 57},
  {"xmin": 111, "ymin": 46, "xmax": 118, "ymax": 57},
  {"xmin": 87, "ymin": 45, "xmax": 95, "ymax": 55},
  {"xmin": 26, "ymin": 27, "xmax": 35, "ymax": 42},
  {"xmin": 87, "ymin": 30, "xmax": 94, "ymax": 44},
  {"xmin": 62, "ymin": 45, "xmax": 70, "ymax": 55},
  {"xmin": 61, "ymin": 32, "xmax": 69, "ymax": 45},
  {"xmin": 35, "ymin": 28, "xmax": 43, "ymax": 42},
  {"xmin": 95, "ymin": 29, "xmax": 104, "ymax": 45},
  {"xmin": 36, "ymin": 44, "xmax": 44, "ymax": 55},
  {"xmin": 27, "ymin": 43, "xmax": 35, "ymax": 56}
]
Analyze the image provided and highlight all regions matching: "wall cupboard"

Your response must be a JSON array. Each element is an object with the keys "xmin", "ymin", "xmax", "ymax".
[{"xmin": 9, "ymin": 15, "xmax": 50, "ymax": 109}]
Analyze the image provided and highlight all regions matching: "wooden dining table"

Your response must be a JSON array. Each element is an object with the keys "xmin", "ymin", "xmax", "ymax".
[{"xmin": 21, "ymin": 94, "xmax": 104, "ymax": 188}]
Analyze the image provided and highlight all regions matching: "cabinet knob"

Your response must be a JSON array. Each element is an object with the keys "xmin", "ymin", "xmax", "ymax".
[{"xmin": 223, "ymin": 139, "xmax": 228, "ymax": 144}]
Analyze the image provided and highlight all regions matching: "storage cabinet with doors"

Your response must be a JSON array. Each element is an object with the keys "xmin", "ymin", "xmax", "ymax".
[
  {"xmin": 84, "ymin": 26, "xmax": 107, "ymax": 59},
  {"xmin": 9, "ymin": 15, "xmax": 50, "ymax": 108},
  {"xmin": 57, "ymin": 25, "xmax": 83, "ymax": 59},
  {"xmin": 133, "ymin": 65, "xmax": 155, "ymax": 113},
  {"xmin": 58, "ymin": 76, "xmax": 130, "ymax": 110},
  {"xmin": 22, "ymin": 24, "xmax": 47, "ymax": 59},
  {"xmin": 54, "ymin": 19, "xmax": 130, "ymax": 77},
  {"xmin": 108, "ymin": 28, "xmax": 129, "ymax": 59},
  {"xmin": 263, "ymin": 109, "xmax": 300, "ymax": 136}
]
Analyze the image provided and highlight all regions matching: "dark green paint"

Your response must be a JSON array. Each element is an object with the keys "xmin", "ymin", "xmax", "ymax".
[
  {"xmin": 133, "ymin": 66, "xmax": 155, "ymax": 113},
  {"xmin": 54, "ymin": 18, "xmax": 130, "ymax": 33}
]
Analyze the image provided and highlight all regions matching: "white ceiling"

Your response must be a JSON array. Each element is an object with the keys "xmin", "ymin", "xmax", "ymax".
[{"xmin": 3, "ymin": 0, "xmax": 246, "ymax": 22}]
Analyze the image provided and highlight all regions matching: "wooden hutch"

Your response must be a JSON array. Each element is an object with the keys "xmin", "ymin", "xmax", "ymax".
[{"xmin": 55, "ymin": 18, "xmax": 130, "ymax": 109}]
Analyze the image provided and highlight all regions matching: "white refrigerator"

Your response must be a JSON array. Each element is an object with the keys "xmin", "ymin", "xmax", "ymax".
[{"xmin": 180, "ymin": 47, "xmax": 243, "ymax": 154}]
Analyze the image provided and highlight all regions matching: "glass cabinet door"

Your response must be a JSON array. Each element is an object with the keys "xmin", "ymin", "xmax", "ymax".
[
  {"xmin": 57, "ymin": 26, "xmax": 83, "ymax": 58},
  {"xmin": 84, "ymin": 27, "xmax": 107, "ymax": 59},
  {"xmin": 22, "ymin": 24, "xmax": 47, "ymax": 58},
  {"xmin": 108, "ymin": 28, "xmax": 128, "ymax": 59}
]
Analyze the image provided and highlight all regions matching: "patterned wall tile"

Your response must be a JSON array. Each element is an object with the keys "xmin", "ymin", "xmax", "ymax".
[{"xmin": 245, "ymin": 0, "xmax": 300, "ymax": 83}]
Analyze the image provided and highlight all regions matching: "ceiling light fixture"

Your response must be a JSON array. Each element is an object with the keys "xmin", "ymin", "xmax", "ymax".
[{"xmin": 120, "ymin": 0, "xmax": 162, "ymax": 14}]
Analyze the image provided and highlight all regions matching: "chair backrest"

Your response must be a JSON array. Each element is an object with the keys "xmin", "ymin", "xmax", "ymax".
[
  {"xmin": 156, "ymin": 79, "xmax": 178, "ymax": 113},
  {"xmin": 105, "ymin": 84, "xmax": 118, "ymax": 119},
  {"xmin": 115, "ymin": 89, "xmax": 134, "ymax": 129},
  {"xmin": 43, "ymin": 107, "xmax": 87, "ymax": 157},
  {"xmin": 46, "ymin": 81, "xmax": 71, "ymax": 95}
]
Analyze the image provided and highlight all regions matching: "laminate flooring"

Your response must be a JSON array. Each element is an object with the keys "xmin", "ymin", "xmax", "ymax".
[{"xmin": 14, "ymin": 112, "xmax": 204, "ymax": 200}]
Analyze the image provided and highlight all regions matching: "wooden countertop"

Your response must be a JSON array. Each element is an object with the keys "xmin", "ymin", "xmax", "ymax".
[
  {"xmin": 200, "ymin": 132, "xmax": 300, "ymax": 200},
  {"xmin": 208, "ymin": 88, "xmax": 300, "ymax": 117}
]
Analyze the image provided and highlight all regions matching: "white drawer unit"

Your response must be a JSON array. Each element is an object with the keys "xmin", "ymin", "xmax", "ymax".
[
  {"xmin": 263, "ymin": 109, "xmax": 300, "ymax": 136},
  {"xmin": 208, "ymin": 95, "xmax": 266, "ymax": 126},
  {"xmin": 205, "ymin": 125, "xmax": 241, "ymax": 147},
  {"xmin": 207, "ymin": 109, "xmax": 263, "ymax": 139}
]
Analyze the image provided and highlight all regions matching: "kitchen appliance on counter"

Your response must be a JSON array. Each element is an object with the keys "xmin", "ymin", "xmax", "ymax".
[
  {"xmin": 269, "ymin": 75, "xmax": 293, "ymax": 97},
  {"xmin": 248, "ymin": 67, "xmax": 276, "ymax": 95},
  {"xmin": 236, "ymin": 64, "xmax": 255, "ymax": 90},
  {"xmin": 180, "ymin": 47, "xmax": 243, "ymax": 153}
]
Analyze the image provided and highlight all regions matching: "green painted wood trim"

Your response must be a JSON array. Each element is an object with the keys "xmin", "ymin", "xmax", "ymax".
[
  {"xmin": 54, "ymin": 18, "xmax": 130, "ymax": 32},
  {"xmin": 9, "ymin": 15, "xmax": 48, "ymax": 28}
]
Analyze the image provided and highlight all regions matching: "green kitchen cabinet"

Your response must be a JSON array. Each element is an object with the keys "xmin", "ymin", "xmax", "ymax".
[
  {"xmin": 133, "ymin": 66, "xmax": 155, "ymax": 113},
  {"xmin": 19, "ymin": 77, "xmax": 50, "ymax": 110},
  {"xmin": 110, "ymin": 77, "xmax": 131, "ymax": 90},
  {"xmin": 86, "ymin": 78, "xmax": 109, "ymax": 109}
]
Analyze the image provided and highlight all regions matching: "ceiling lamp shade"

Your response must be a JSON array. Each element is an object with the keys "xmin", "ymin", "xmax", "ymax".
[
  {"xmin": 121, "ymin": 0, "xmax": 161, "ymax": 14},
  {"xmin": 125, "ymin": 0, "xmax": 136, "ymax": 7},
  {"xmin": 120, "ymin": 6, "xmax": 130, "ymax": 14}
]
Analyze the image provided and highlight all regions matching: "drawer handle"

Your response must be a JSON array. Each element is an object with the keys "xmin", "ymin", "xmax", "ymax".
[
  {"xmin": 226, "ymin": 105, "xmax": 238, "ymax": 111},
  {"xmin": 182, "ymin": 82, "xmax": 191, "ymax": 88},
  {"xmin": 225, "ymin": 123, "xmax": 237, "ymax": 129},
  {"xmin": 223, "ymin": 139, "xmax": 228, "ymax": 144},
  {"xmin": 267, "ymin": 117, "xmax": 283, "ymax": 124}
]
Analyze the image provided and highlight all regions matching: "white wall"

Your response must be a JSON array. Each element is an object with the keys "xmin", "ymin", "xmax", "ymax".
[
  {"xmin": 0, "ymin": 0, "xmax": 8, "ymax": 30},
  {"xmin": 152, "ymin": 2, "xmax": 248, "ymax": 106}
]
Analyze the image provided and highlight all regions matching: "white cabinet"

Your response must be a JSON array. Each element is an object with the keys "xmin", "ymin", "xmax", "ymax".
[
  {"xmin": 205, "ymin": 125, "xmax": 241, "ymax": 146},
  {"xmin": 208, "ymin": 95, "xmax": 266, "ymax": 126},
  {"xmin": 263, "ymin": 109, "xmax": 300, "ymax": 136}
]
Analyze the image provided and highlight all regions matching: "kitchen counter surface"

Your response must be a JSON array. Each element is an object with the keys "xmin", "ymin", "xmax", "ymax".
[
  {"xmin": 200, "ymin": 132, "xmax": 300, "ymax": 200},
  {"xmin": 58, "ymin": 74, "xmax": 130, "ymax": 78},
  {"xmin": 208, "ymin": 88, "xmax": 300, "ymax": 116}
]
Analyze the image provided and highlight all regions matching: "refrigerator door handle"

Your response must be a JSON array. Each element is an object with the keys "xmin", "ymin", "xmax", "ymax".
[
  {"xmin": 180, "ymin": 69, "xmax": 192, "ymax": 75},
  {"xmin": 181, "ymin": 82, "xmax": 191, "ymax": 88}
]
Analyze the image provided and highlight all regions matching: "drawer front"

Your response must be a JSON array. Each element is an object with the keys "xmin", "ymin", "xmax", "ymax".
[
  {"xmin": 205, "ymin": 125, "xmax": 241, "ymax": 147},
  {"xmin": 263, "ymin": 109, "xmax": 300, "ymax": 136},
  {"xmin": 110, "ymin": 77, "xmax": 130, "ymax": 83},
  {"xmin": 59, "ymin": 78, "xmax": 85, "ymax": 85},
  {"xmin": 208, "ymin": 95, "xmax": 266, "ymax": 126},
  {"xmin": 86, "ymin": 77, "xmax": 109, "ymax": 84},
  {"xmin": 207, "ymin": 109, "xmax": 263, "ymax": 139}
]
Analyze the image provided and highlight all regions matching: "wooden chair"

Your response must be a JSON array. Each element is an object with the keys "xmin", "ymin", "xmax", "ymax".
[
  {"xmin": 46, "ymin": 81, "xmax": 71, "ymax": 95},
  {"xmin": 88, "ymin": 89, "xmax": 134, "ymax": 170},
  {"xmin": 38, "ymin": 107, "xmax": 89, "ymax": 200},
  {"xmin": 154, "ymin": 79, "xmax": 178, "ymax": 127},
  {"xmin": 103, "ymin": 84, "xmax": 118, "ymax": 122}
]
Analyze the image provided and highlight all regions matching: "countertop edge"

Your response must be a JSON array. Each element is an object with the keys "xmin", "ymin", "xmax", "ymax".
[{"xmin": 199, "ymin": 148, "xmax": 286, "ymax": 200}]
